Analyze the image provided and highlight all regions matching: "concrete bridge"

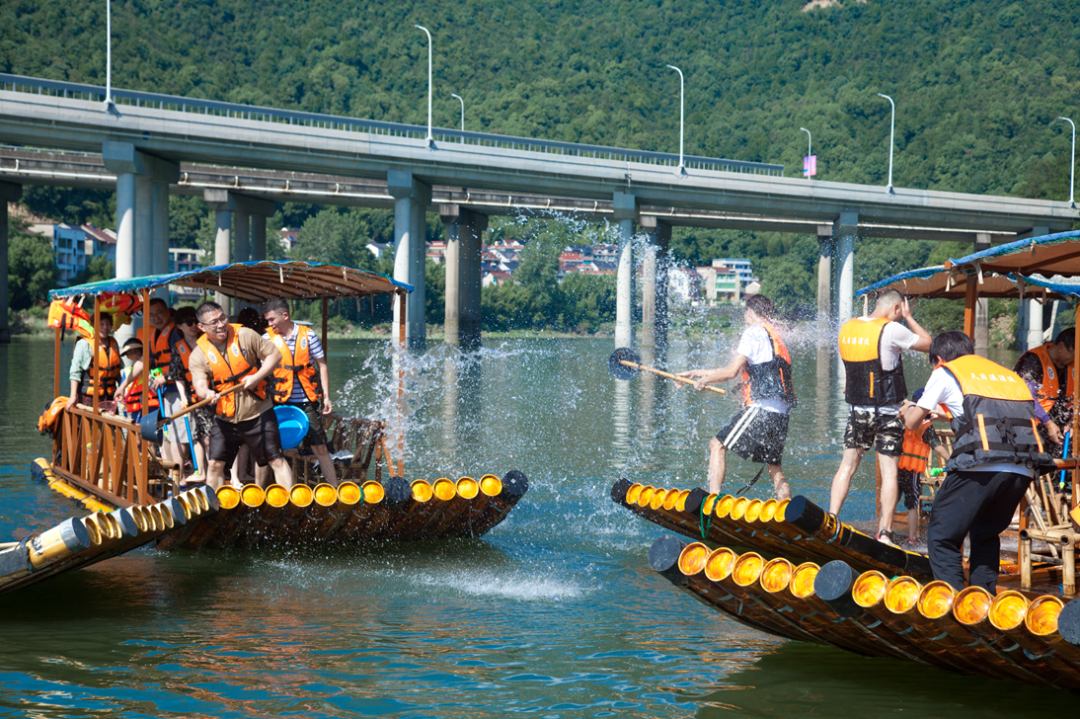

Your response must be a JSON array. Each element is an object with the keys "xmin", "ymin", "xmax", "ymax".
[{"xmin": 1, "ymin": 73, "xmax": 1076, "ymax": 347}]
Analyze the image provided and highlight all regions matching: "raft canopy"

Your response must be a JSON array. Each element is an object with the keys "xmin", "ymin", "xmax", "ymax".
[
  {"xmin": 48, "ymin": 260, "xmax": 413, "ymax": 302},
  {"xmin": 853, "ymin": 266, "xmax": 1074, "ymax": 300}
]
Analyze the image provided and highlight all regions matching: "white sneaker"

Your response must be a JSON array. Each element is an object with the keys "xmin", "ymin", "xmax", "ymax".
[{"xmin": 877, "ymin": 530, "xmax": 899, "ymax": 548}]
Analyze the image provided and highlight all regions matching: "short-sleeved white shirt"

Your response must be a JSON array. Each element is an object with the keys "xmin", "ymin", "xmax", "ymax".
[
  {"xmin": 736, "ymin": 325, "xmax": 789, "ymax": 415},
  {"xmin": 849, "ymin": 317, "xmax": 920, "ymax": 415},
  {"xmin": 917, "ymin": 366, "xmax": 1035, "ymax": 478}
]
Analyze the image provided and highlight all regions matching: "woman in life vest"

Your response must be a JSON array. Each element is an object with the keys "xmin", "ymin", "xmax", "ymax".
[
  {"xmin": 902, "ymin": 331, "xmax": 1059, "ymax": 592},
  {"xmin": 167, "ymin": 306, "xmax": 213, "ymax": 484},
  {"xmin": 66, "ymin": 312, "xmax": 121, "ymax": 410}
]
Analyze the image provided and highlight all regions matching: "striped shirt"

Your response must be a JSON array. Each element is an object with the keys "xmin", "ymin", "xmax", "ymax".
[{"xmin": 262, "ymin": 324, "xmax": 325, "ymax": 403}]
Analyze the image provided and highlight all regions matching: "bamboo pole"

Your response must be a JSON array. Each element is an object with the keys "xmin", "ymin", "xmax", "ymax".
[
  {"xmin": 1074, "ymin": 302, "xmax": 1079, "ymax": 511},
  {"xmin": 92, "ymin": 299, "xmax": 101, "ymax": 414},
  {"xmin": 963, "ymin": 276, "xmax": 978, "ymax": 339},
  {"xmin": 321, "ymin": 297, "xmax": 329, "ymax": 351},
  {"xmin": 53, "ymin": 326, "xmax": 61, "ymax": 398},
  {"xmin": 396, "ymin": 290, "xmax": 406, "ymax": 478},
  {"xmin": 139, "ymin": 288, "xmax": 151, "ymax": 504}
]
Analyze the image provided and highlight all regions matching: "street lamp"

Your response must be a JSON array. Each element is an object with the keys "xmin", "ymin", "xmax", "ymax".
[
  {"xmin": 451, "ymin": 93, "xmax": 464, "ymax": 134},
  {"xmin": 1057, "ymin": 116, "xmax": 1076, "ymax": 207},
  {"xmin": 104, "ymin": 0, "xmax": 113, "ymax": 108},
  {"xmin": 799, "ymin": 127, "xmax": 811, "ymax": 179},
  {"xmin": 877, "ymin": 93, "xmax": 895, "ymax": 193},
  {"xmin": 665, "ymin": 64, "xmax": 685, "ymax": 171},
  {"xmin": 414, "ymin": 24, "xmax": 433, "ymax": 145}
]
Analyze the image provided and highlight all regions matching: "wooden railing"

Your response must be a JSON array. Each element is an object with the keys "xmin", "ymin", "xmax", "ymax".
[
  {"xmin": 50, "ymin": 405, "xmax": 168, "ymax": 507},
  {"xmin": 285, "ymin": 414, "xmax": 399, "ymax": 485}
]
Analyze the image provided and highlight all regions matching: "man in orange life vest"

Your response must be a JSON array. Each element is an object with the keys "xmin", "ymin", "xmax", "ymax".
[
  {"xmin": 66, "ymin": 311, "xmax": 121, "ymax": 410},
  {"xmin": 901, "ymin": 331, "xmax": 1058, "ymax": 592},
  {"xmin": 138, "ymin": 298, "xmax": 185, "ymax": 468},
  {"xmin": 1014, "ymin": 327, "xmax": 1075, "ymax": 452},
  {"xmin": 187, "ymin": 301, "xmax": 295, "ymax": 490},
  {"xmin": 830, "ymin": 289, "xmax": 932, "ymax": 547},
  {"xmin": 676, "ymin": 295, "xmax": 795, "ymax": 500},
  {"xmin": 261, "ymin": 298, "xmax": 338, "ymax": 486}
]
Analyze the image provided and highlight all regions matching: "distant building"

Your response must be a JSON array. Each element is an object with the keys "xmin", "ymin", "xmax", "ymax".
[
  {"xmin": 714, "ymin": 258, "xmax": 754, "ymax": 285},
  {"xmin": 45, "ymin": 224, "xmax": 117, "ymax": 287},
  {"xmin": 279, "ymin": 227, "xmax": 300, "ymax": 253},
  {"xmin": 558, "ymin": 243, "xmax": 617, "ymax": 277},
  {"xmin": 426, "ymin": 239, "xmax": 447, "ymax": 264},
  {"xmin": 693, "ymin": 259, "xmax": 757, "ymax": 306},
  {"xmin": 168, "ymin": 248, "xmax": 208, "ymax": 303}
]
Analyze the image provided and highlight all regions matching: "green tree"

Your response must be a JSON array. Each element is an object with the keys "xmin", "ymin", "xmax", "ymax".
[
  {"xmin": 72, "ymin": 254, "xmax": 114, "ymax": 285},
  {"xmin": 8, "ymin": 223, "xmax": 59, "ymax": 309}
]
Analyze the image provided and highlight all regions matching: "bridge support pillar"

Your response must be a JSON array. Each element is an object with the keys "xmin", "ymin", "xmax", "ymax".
[
  {"xmin": 974, "ymin": 233, "xmax": 991, "ymax": 356},
  {"xmin": 388, "ymin": 171, "xmax": 431, "ymax": 350},
  {"xmin": 203, "ymin": 190, "xmax": 276, "ymax": 305},
  {"xmin": 639, "ymin": 216, "xmax": 670, "ymax": 350},
  {"xmin": 1021, "ymin": 226, "xmax": 1051, "ymax": 350},
  {"xmin": 816, "ymin": 225, "xmax": 833, "ymax": 328},
  {"xmin": 613, "ymin": 192, "xmax": 636, "ymax": 348},
  {"xmin": 0, "ymin": 182, "xmax": 21, "ymax": 343},
  {"xmin": 103, "ymin": 142, "xmax": 178, "ymax": 282},
  {"xmin": 440, "ymin": 204, "xmax": 486, "ymax": 351},
  {"xmin": 251, "ymin": 215, "xmax": 267, "ymax": 261},
  {"xmin": 833, "ymin": 211, "xmax": 858, "ymax": 324}
]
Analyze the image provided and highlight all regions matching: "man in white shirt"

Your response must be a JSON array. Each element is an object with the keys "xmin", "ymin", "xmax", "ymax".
[
  {"xmin": 829, "ymin": 290, "xmax": 932, "ymax": 547},
  {"xmin": 900, "ymin": 330, "xmax": 1058, "ymax": 591},
  {"xmin": 677, "ymin": 295, "xmax": 795, "ymax": 500}
]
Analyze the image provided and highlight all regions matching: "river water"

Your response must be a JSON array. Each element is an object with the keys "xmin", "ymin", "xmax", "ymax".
[{"xmin": 0, "ymin": 334, "xmax": 1071, "ymax": 717}]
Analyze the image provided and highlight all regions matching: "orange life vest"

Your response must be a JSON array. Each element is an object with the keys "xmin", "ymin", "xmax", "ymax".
[
  {"xmin": 47, "ymin": 300, "xmax": 94, "ymax": 341},
  {"xmin": 123, "ymin": 372, "xmax": 161, "ymax": 415},
  {"xmin": 1021, "ymin": 343, "xmax": 1075, "ymax": 415},
  {"xmin": 37, "ymin": 397, "xmax": 67, "ymax": 435},
  {"xmin": 139, "ymin": 323, "xmax": 175, "ymax": 372},
  {"xmin": 77, "ymin": 337, "xmax": 122, "ymax": 398},
  {"xmin": 898, "ymin": 422, "xmax": 932, "ymax": 474},
  {"xmin": 196, "ymin": 324, "xmax": 267, "ymax": 418},
  {"xmin": 266, "ymin": 325, "xmax": 324, "ymax": 404},
  {"xmin": 740, "ymin": 322, "xmax": 796, "ymax": 407},
  {"xmin": 838, "ymin": 316, "xmax": 907, "ymax": 407}
]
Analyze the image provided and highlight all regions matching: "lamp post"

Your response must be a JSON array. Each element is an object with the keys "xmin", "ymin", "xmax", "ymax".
[
  {"xmin": 799, "ymin": 126, "xmax": 811, "ymax": 179},
  {"xmin": 451, "ymin": 93, "xmax": 464, "ymax": 134},
  {"xmin": 666, "ymin": 64, "xmax": 684, "ymax": 171},
  {"xmin": 104, "ymin": 0, "xmax": 113, "ymax": 108},
  {"xmin": 877, "ymin": 93, "xmax": 895, "ymax": 193},
  {"xmin": 1057, "ymin": 116, "xmax": 1076, "ymax": 207},
  {"xmin": 414, "ymin": 24, "xmax": 433, "ymax": 145}
]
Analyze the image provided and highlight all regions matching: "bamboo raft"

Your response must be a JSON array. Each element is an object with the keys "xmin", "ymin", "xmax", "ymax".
[
  {"xmin": 2, "ymin": 466, "xmax": 218, "ymax": 596},
  {"xmin": 649, "ymin": 534, "xmax": 1080, "ymax": 692},
  {"xmin": 156, "ymin": 471, "xmax": 529, "ymax": 550},
  {"xmin": 611, "ymin": 479, "xmax": 937, "ymax": 580}
]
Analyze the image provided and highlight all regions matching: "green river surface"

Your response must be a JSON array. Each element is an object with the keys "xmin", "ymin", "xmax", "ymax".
[{"xmin": 0, "ymin": 334, "xmax": 1072, "ymax": 717}]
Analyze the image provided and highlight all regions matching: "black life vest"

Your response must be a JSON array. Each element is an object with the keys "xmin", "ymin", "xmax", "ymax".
[
  {"xmin": 941, "ymin": 355, "xmax": 1055, "ymax": 474},
  {"xmin": 838, "ymin": 316, "xmax": 907, "ymax": 407},
  {"xmin": 740, "ymin": 322, "xmax": 797, "ymax": 408}
]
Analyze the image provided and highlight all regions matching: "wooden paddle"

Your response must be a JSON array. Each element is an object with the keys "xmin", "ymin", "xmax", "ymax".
[
  {"xmin": 139, "ymin": 384, "xmax": 243, "ymax": 441},
  {"xmin": 608, "ymin": 347, "xmax": 727, "ymax": 395}
]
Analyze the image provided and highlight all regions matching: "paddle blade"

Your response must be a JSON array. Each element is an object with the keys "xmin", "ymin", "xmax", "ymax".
[{"xmin": 608, "ymin": 347, "xmax": 642, "ymax": 380}]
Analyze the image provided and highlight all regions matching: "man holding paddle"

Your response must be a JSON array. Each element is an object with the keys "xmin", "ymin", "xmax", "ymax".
[
  {"xmin": 187, "ymin": 301, "xmax": 295, "ymax": 490},
  {"xmin": 677, "ymin": 295, "xmax": 795, "ymax": 500}
]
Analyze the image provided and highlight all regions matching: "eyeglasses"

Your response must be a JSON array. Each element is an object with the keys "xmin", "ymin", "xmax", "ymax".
[{"xmin": 199, "ymin": 315, "xmax": 229, "ymax": 327}]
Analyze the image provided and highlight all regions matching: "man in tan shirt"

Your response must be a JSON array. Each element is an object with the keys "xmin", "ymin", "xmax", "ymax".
[{"xmin": 188, "ymin": 301, "xmax": 295, "ymax": 489}]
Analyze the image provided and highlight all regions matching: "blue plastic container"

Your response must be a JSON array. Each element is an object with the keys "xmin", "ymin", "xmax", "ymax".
[{"xmin": 274, "ymin": 404, "xmax": 310, "ymax": 450}]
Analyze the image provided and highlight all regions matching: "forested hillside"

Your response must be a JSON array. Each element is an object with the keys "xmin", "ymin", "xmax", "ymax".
[{"xmin": 3, "ymin": 0, "xmax": 1079, "ymax": 330}]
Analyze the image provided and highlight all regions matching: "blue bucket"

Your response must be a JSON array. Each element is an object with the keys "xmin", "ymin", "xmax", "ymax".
[{"xmin": 274, "ymin": 404, "xmax": 310, "ymax": 450}]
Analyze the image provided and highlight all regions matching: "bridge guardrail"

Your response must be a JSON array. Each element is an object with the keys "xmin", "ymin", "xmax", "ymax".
[{"xmin": 0, "ymin": 73, "xmax": 783, "ymax": 177}]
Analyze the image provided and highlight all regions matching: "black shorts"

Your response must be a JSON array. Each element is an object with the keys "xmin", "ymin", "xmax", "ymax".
[
  {"xmin": 897, "ymin": 469, "xmax": 921, "ymax": 511},
  {"xmin": 287, "ymin": 401, "xmax": 329, "ymax": 449},
  {"xmin": 209, "ymin": 410, "xmax": 284, "ymax": 466},
  {"xmin": 716, "ymin": 406, "xmax": 789, "ymax": 466},
  {"xmin": 843, "ymin": 408, "xmax": 905, "ymax": 456}
]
